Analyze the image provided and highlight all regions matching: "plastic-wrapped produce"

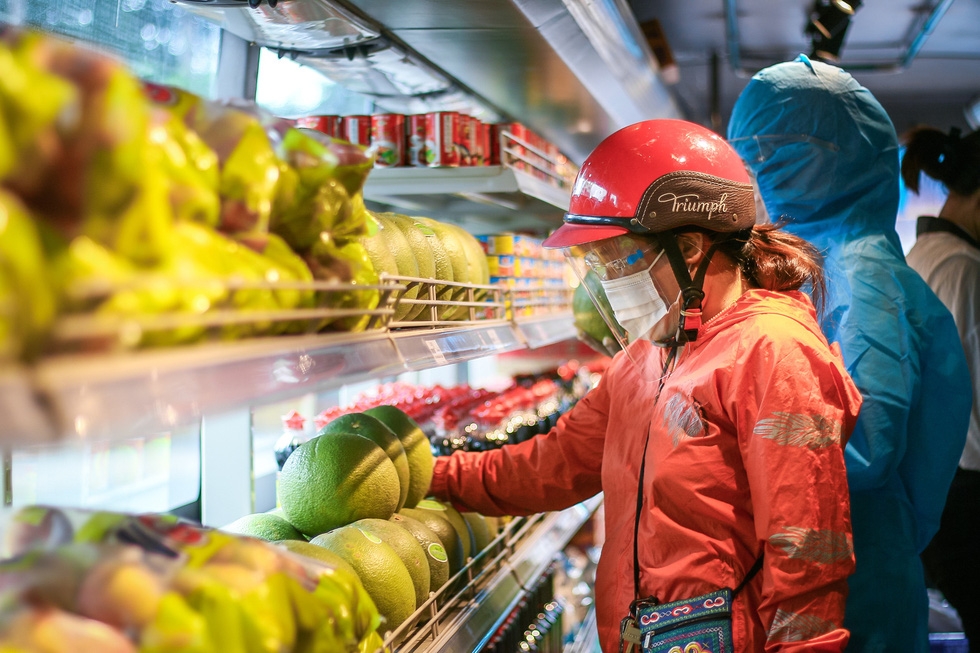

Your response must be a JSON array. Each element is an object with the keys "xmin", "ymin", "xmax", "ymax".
[
  {"xmin": 0, "ymin": 190, "xmax": 57, "ymax": 361},
  {"xmin": 1, "ymin": 506, "xmax": 382, "ymax": 653}
]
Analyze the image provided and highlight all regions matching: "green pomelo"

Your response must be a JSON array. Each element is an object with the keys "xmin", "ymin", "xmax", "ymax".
[
  {"xmin": 320, "ymin": 413, "xmax": 410, "ymax": 511},
  {"xmin": 482, "ymin": 515, "xmax": 502, "ymax": 537},
  {"xmin": 355, "ymin": 518, "xmax": 430, "ymax": 608},
  {"xmin": 390, "ymin": 513, "xmax": 450, "ymax": 592},
  {"xmin": 411, "ymin": 500, "xmax": 474, "ymax": 563},
  {"xmin": 222, "ymin": 512, "xmax": 304, "ymax": 542},
  {"xmin": 277, "ymin": 539, "xmax": 357, "ymax": 578},
  {"xmin": 414, "ymin": 217, "xmax": 468, "ymax": 319},
  {"xmin": 462, "ymin": 513, "xmax": 493, "ymax": 554},
  {"xmin": 278, "ymin": 432, "xmax": 401, "ymax": 537},
  {"xmin": 373, "ymin": 213, "xmax": 420, "ymax": 321},
  {"xmin": 402, "ymin": 216, "xmax": 454, "ymax": 320},
  {"xmin": 573, "ymin": 273, "xmax": 617, "ymax": 344},
  {"xmin": 399, "ymin": 507, "xmax": 464, "ymax": 576},
  {"xmin": 363, "ymin": 405, "xmax": 434, "ymax": 509},
  {"xmin": 358, "ymin": 216, "xmax": 399, "ymax": 280},
  {"xmin": 310, "ymin": 525, "xmax": 417, "ymax": 630},
  {"xmin": 383, "ymin": 213, "xmax": 438, "ymax": 320},
  {"xmin": 443, "ymin": 223, "xmax": 490, "ymax": 319}
]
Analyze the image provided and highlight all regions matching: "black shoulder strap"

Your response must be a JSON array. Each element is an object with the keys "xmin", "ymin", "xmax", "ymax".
[
  {"xmin": 733, "ymin": 551, "xmax": 764, "ymax": 597},
  {"xmin": 631, "ymin": 420, "xmax": 764, "ymax": 601},
  {"xmin": 632, "ymin": 429, "xmax": 652, "ymax": 599},
  {"xmin": 916, "ymin": 216, "xmax": 980, "ymax": 251}
]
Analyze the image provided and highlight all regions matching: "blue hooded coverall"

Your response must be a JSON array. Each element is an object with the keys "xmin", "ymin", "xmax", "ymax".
[{"xmin": 728, "ymin": 56, "xmax": 972, "ymax": 652}]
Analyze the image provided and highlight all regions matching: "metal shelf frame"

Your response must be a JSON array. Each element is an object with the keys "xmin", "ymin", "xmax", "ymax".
[
  {"xmin": 383, "ymin": 494, "xmax": 603, "ymax": 653},
  {"xmin": 363, "ymin": 164, "xmax": 571, "ymax": 232}
]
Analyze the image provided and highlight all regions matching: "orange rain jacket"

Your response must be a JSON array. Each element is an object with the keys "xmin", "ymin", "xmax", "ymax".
[{"xmin": 431, "ymin": 289, "xmax": 862, "ymax": 652}]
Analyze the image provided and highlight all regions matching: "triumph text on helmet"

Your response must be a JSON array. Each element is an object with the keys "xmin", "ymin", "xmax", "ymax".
[{"xmin": 543, "ymin": 119, "xmax": 756, "ymax": 345}]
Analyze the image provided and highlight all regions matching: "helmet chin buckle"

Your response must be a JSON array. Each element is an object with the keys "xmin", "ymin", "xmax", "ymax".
[{"xmin": 680, "ymin": 307, "xmax": 702, "ymax": 333}]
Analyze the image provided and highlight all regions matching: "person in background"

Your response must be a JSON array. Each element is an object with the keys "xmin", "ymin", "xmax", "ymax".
[
  {"xmin": 431, "ymin": 119, "xmax": 862, "ymax": 651},
  {"xmin": 903, "ymin": 125, "xmax": 980, "ymax": 651},
  {"xmin": 727, "ymin": 55, "xmax": 972, "ymax": 652}
]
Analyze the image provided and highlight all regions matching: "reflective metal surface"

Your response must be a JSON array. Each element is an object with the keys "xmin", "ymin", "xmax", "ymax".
[
  {"xmin": 181, "ymin": 0, "xmax": 378, "ymax": 50},
  {"xmin": 337, "ymin": 0, "xmax": 680, "ymax": 163}
]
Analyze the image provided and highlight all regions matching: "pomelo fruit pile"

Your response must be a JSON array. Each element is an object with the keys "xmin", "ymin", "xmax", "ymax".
[
  {"xmin": 358, "ymin": 212, "xmax": 490, "ymax": 323},
  {"xmin": 223, "ymin": 404, "xmax": 502, "ymax": 634}
]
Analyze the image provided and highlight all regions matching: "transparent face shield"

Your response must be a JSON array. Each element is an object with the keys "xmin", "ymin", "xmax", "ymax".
[{"xmin": 563, "ymin": 234, "xmax": 679, "ymax": 382}]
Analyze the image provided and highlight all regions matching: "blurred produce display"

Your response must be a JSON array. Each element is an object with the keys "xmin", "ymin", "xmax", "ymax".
[
  {"xmin": 0, "ymin": 506, "xmax": 382, "ymax": 652},
  {"xmin": 0, "ymin": 29, "xmax": 545, "ymax": 365}
]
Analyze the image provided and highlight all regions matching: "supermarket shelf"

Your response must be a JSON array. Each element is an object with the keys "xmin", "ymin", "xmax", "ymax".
[
  {"xmin": 515, "ymin": 313, "xmax": 577, "ymax": 350},
  {"xmin": 5, "ymin": 307, "xmax": 575, "ymax": 444},
  {"xmin": 31, "ymin": 330, "xmax": 404, "ymax": 442},
  {"xmin": 363, "ymin": 166, "xmax": 571, "ymax": 233},
  {"xmin": 393, "ymin": 321, "xmax": 524, "ymax": 371},
  {"xmin": 389, "ymin": 494, "xmax": 602, "ymax": 653}
]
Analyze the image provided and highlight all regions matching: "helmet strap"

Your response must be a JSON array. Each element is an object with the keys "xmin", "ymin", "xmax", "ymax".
[{"xmin": 658, "ymin": 233, "xmax": 725, "ymax": 342}]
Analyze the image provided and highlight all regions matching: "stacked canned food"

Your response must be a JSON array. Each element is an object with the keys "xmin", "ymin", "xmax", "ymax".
[
  {"xmin": 296, "ymin": 112, "xmax": 577, "ymax": 188},
  {"xmin": 297, "ymin": 111, "xmax": 498, "ymax": 168}
]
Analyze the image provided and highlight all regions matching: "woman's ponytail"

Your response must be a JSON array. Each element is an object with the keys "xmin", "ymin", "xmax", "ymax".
[{"xmin": 717, "ymin": 224, "xmax": 826, "ymax": 313}]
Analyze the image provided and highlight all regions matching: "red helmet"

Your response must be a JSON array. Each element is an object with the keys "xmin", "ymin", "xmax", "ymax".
[{"xmin": 543, "ymin": 119, "xmax": 755, "ymax": 248}]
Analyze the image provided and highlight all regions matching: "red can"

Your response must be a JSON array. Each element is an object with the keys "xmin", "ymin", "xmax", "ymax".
[
  {"xmin": 424, "ymin": 111, "xmax": 460, "ymax": 167},
  {"xmin": 296, "ymin": 115, "xmax": 343, "ymax": 137},
  {"xmin": 482, "ymin": 122, "xmax": 492, "ymax": 166},
  {"xmin": 456, "ymin": 115, "xmax": 477, "ymax": 166},
  {"xmin": 342, "ymin": 115, "xmax": 371, "ymax": 146},
  {"xmin": 488, "ymin": 123, "xmax": 503, "ymax": 166},
  {"xmin": 371, "ymin": 114, "xmax": 405, "ymax": 167},
  {"xmin": 467, "ymin": 116, "xmax": 483, "ymax": 166},
  {"xmin": 407, "ymin": 114, "xmax": 427, "ymax": 167},
  {"xmin": 509, "ymin": 122, "xmax": 529, "ymax": 171}
]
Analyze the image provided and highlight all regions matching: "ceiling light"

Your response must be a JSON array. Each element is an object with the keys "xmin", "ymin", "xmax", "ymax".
[{"xmin": 806, "ymin": 0, "xmax": 862, "ymax": 63}]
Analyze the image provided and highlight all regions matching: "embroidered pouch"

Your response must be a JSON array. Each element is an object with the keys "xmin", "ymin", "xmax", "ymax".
[{"xmin": 635, "ymin": 588, "xmax": 734, "ymax": 653}]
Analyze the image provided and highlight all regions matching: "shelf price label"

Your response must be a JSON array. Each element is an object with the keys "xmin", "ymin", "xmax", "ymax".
[
  {"xmin": 487, "ymin": 329, "xmax": 503, "ymax": 348},
  {"xmin": 423, "ymin": 339, "xmax": 449, "ymax": 365}
]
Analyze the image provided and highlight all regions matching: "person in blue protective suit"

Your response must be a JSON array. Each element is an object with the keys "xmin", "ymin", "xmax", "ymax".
[{"xmin": 727, "ymin": 55, "xmax": 972, "ymax": 652}]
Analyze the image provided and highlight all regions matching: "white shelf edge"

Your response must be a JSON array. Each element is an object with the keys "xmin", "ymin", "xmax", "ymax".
[
  {"xmin": 363, "ymin": 166, "xmax": 571, "ymax": 212},
  {"xmin": 4, "ymin": 312, "xmax": 576, "ymax": 445},
  {"xmin": 514, "ymin": 312, "xmax": 577, "ymax": 349}
]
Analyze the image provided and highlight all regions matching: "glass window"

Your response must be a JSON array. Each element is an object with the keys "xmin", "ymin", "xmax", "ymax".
[
  {"xmin": 255, "ymin": 47, "xmax": 373, "ymax": 119},
  {"xmin": 897, "ymin": 145, "xmax": 949, "ymax": 254},
  {"xmin": 0, "ymin": 0, "xmax": 221, "ymax": 98},
  {"xmin": 10, "ymin": 424, "xmax": 201, "ymax": 514}
]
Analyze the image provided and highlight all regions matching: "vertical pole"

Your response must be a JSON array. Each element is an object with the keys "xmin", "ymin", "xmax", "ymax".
[
  {"xmin": 2, "ymin": 449, "xmax": 12, "ymax": 507},
  {"xmin": 201, "ymin": 409, "xmax": 254, "ymax": 527},
  {"xmin": 215, "ymin": 31, "xmax": 261, "ymax": 101}
]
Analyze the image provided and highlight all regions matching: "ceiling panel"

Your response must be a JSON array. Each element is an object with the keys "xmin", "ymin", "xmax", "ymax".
[{"xmin": 629, "ymin": 0, "xmax": 980, "ymax": 132}]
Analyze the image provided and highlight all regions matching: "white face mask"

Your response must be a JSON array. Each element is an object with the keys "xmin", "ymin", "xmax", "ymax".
[{"xmin": 598, "ymin": 250, "xmax": 667, "ymax": 341}]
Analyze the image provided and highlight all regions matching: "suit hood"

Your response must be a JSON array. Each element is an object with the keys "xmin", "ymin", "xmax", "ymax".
[{"xmin": 727, "ymin": 55, "xmax": 902, "ymax": 249}]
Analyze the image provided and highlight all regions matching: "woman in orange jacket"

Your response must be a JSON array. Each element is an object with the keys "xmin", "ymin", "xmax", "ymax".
[{"xmin": 429, "ymin": 119, "xmax": 862, "ymax": 652}]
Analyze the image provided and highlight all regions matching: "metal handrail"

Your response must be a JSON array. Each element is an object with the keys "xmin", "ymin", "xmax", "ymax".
[{"xmin": 47, "ymin": 274, "xmax": 571, "ymax": 351}]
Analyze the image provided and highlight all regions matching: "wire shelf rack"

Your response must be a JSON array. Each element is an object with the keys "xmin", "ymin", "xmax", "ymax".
[{"xmin": 380, "ymin": 495, "xmax": 602, "ymax": 653}]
